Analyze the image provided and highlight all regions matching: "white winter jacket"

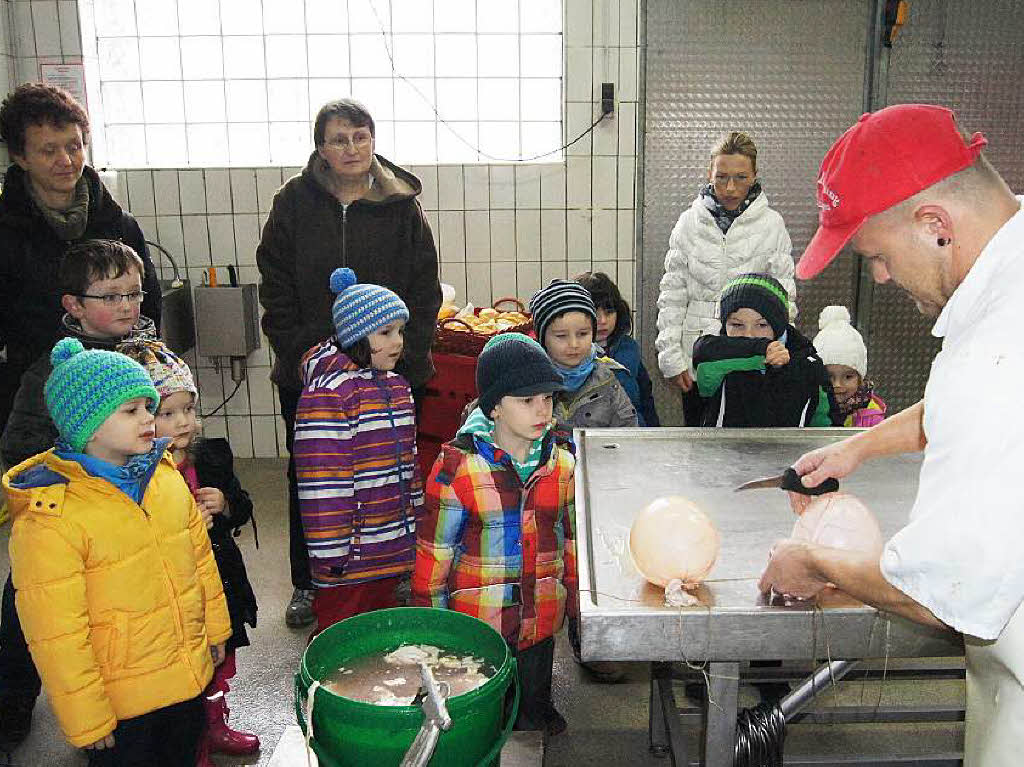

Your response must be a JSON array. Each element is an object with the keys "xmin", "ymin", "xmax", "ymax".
[{"xmin": 655, "ymin": 191, "xmax": 796, "ymax": 378}]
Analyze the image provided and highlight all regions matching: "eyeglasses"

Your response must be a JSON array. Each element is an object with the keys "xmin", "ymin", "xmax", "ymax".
[
  {"xmin": 323, "ymin": 133, "xmax": 373, "ymax": 151},
  {"xmin": 34, "ymin": 141, "xmax": 84, "ymax": 160},
  {"xmin": 76, "ymin": 291, "xmax": 146, "ymax": 306},
  {"xmin": 713, "ymin": 173, "xmax": 753, "ymax": 187}
]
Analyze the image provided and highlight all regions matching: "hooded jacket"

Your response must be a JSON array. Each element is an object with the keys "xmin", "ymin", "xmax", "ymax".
[
  {"xmin": 256, "ymin": 152, "xmax": 442, "ymax": 392},
  {"xmin": 412, "ymin": 429, "xmax": 577, "ymax": 651},
  {"xmin": 553, "ymin": 356, "xmax": 638, "ymax": 429},
  {"xmin": 1, "ymin": 314, "xmax": 157, "ymax": 468},
  {"xmin": 0, "ymin": 165, "xmax": 161, "ymax": 425},
  {"xmin": 655, "ymin": 190, "xmax": 794, "ymax": 379},
  {"xmin": 692, "ymin": 325, "xmax": 840, "ymax": 428},
  {"xmin": 293, "ymin": 336, "xmax": 423, "ymax": 587},
  {"xmin": 1, "ymin": 450, "xmax": 231, "ymax": 747}
]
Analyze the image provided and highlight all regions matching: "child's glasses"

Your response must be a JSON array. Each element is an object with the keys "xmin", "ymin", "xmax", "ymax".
[{"xmin": 75, "ymin": 291, "xmax": 147, "ymax": 306}]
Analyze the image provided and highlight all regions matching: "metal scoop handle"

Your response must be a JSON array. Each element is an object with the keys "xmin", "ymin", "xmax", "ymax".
[{"xmin": 400, "ymin": 662, "xmax": 452, "ymax": 767}]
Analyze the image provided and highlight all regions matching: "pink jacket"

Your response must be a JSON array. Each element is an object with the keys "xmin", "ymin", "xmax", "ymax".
[{"xmin": 844, "ymin": 393, "xmax": 886, "ymax": 427}]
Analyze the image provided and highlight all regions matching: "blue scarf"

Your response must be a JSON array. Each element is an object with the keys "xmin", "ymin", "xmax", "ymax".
[
  {"xmin": 554, "ymin": 344, "xmax": 599, "ymax": 392},
  {"xmin": 56, "ymin": 437, "xmax": 172, "ymax": 504}
]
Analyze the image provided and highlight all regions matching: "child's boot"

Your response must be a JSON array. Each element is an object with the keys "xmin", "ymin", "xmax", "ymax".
[{"xmin": 204, "ymin": 692, "xmax": 260, "ymax": 755}]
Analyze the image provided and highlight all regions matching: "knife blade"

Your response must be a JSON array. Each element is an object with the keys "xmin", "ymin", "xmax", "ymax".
[{"xmin": 734, "ymin": 466, "xmax": 839, "ymax": 496}]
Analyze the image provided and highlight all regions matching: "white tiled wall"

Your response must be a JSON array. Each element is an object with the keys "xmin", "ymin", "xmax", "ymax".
[{"xmin": 3, "ymin": 0, "xmax": 642, "ymax": 457}]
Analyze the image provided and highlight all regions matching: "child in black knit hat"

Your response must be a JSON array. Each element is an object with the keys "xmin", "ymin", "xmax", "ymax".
[
  {"xmin": 413, "ymin": 333, "xmax": 576, "ymax": 739},
  {"xmin": 691, "ymin": 273, "xmax": 839, "ymax": 428}
]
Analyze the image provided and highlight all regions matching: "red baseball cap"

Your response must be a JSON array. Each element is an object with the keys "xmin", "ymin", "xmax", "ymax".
[{"xmin": 796, "ymin": 104, "xmax": 988, "ymax": 279}]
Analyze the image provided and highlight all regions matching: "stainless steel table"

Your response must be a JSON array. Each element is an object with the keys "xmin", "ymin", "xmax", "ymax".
[{"xmin": 573, "ymin": 428, "xmax": 963, "ymax": 766}]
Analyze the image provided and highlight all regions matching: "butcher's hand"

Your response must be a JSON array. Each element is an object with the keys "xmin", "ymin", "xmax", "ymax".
[
  {"xmin": 759, "ymin": 539, "xmax": 835, "ymax": 600},
  {"xmin": 791, "ymin": 436, "xmax": 864, "ymax": 491}
]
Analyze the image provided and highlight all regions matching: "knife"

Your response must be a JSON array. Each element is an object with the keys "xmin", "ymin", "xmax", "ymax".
[{"xmin": 734, "ymin": 466, "xmax": 839, "ymax": 496}]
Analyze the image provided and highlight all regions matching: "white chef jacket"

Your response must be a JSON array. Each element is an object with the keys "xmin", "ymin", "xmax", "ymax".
[{"xmin": 880, "ymin": 198, "xmax": 1024, "ymax": 641}]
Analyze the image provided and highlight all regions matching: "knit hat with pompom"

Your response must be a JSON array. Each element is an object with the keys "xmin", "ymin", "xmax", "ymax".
[
  {"xmin": 44, "ymin": 337, "xmax": 160, "ymax": 451},
  {"xmin": 330, "ymin": 267, "xmax": 410, "ymax": 348},
  {"xmin": 812, "ymin": 305, "xmax": 868, "ymax": 376}
]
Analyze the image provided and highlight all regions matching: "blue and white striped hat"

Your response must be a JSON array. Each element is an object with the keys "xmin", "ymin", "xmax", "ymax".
[{"xmin": 330, "ymin": 268, "xmax": 410, "ymax": 348}]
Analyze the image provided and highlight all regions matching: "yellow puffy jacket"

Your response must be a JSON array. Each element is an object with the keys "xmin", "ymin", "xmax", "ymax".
[{"xmin": 2, "ymin": 450, "xmax": 232, "ymax": 747}]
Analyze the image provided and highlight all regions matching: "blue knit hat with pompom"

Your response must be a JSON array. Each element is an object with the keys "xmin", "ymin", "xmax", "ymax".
[
  {"xmin": 330, "ymin": 268, "xmax": 410, "ymax": 348},
  {"xmin": 44, "ymin": 337, "xmax": 160, "ymax": 452}
]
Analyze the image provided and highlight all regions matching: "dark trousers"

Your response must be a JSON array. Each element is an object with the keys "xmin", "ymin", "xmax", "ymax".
[
  {"xmin": 681, "ymin": 386, "xmax": 705, "ymax": 427},
  {"xmin": 0, "ymin": 570, "xmax": 41, "ymax": 703},
  {"xmin": 513, "ymin": 637, "xmax": 555, "ymax": 731},
  {"xmin": 278, "ymin": 386, "xmax": 313, "ymax": 591},
  {"xmin": 85, "ymin": 696, "xmax": 203, "ymax": 767}
]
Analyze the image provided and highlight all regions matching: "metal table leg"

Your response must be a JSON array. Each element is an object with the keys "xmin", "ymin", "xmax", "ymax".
[
  {"xmin": 704, "ymin": 662, "xmax": 739, "ymax": 767},
  {"xmin": 649, "ymin": 662, "xmax": 688, "ymax": 764}
]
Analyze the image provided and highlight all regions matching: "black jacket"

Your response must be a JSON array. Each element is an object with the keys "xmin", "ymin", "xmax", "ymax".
[
  {"xmin": 193, "ymin": 437, "xmax": 258, "ymax": 651},
  {"xmin": 0, "ymin": 314, "xmax": 156, "ymax": 468},
  {"xmin": 256, "ymin": 152, "xmax": 441, "ymax": 391},
  {"xmin": 0, "ymin": 165, "xmax": 161, "ymax": 429},
  {"xmin": 692, "ymin": 325, "xmax": 840, "ymax": 428}
]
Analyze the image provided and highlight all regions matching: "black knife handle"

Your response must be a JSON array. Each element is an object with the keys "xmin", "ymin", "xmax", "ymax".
[{"xmin": 780, "ymin": 467, "xmax": 839, "ymax": 496}]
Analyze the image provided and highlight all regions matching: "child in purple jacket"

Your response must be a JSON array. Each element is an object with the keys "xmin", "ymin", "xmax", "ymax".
[{"xmin": 293, "ymin": 268, "xmax": 424, "ymax": 635}]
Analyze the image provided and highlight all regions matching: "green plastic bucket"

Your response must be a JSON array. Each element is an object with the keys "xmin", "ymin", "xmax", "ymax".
[{"xmin": 295, "ymin": 607, "xmax": 519, "ymax": 767}]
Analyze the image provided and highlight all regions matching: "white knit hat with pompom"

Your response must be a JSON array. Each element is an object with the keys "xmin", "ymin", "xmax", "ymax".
[{"xmin": 812, "ymin": 306, "xmax": 867, "ymax": 376}]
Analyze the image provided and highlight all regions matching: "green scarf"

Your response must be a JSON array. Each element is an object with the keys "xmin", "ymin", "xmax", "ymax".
[
  {"xmin": 30, "ymin": 175, "xmax": 90, "ymax": 241},
  {"xmin": 458, "ymin": 407, "xmax": 548, "ymax": 484}
]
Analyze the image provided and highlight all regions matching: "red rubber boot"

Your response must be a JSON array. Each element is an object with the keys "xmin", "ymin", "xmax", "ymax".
[
  {"xmin": 204, "ymin": 693, "xmax": 260, "ymax": 756},
  {"xmin": 195, "ymin": 737, "xmax": 216, "ymax": 767}
]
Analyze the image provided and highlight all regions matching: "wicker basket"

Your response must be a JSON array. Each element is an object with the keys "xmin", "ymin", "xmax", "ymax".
[{"xmin": 432, "ymin": 297, "xmax": 533, "ymax": 356}]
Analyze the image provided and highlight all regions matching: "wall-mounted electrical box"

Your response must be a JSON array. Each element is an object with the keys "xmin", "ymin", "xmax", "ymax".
[{"xmin": 193, "ymin": 284, "xmax": 261, "ymax": 358}]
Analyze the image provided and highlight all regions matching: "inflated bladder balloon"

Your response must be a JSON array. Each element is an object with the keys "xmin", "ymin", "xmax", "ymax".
[
  {"xmin": 629, "ymin": 496, "xmax": 720, "ymax": 596},
  {"xmin": 790, "ymin": 493, "xmax": 883, "ymax": 557}
]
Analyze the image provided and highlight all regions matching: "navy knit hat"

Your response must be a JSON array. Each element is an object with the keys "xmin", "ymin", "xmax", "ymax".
[
  {"xmin": 44, "ymin": 337, "xmax": 160, "ymax": 452},
  {"xmin": 529, "ymin": 279, "xmax": 598, "ymax": 346},
  {"xmin": 719, "ymin": 273, "xmax": 790, "ymax": 339},
  {"xmin": 330, "ymin": 268, "xmax": 410, "ymax": 348},
  {"xmin": 476, "ymin": 333, "xmax": 565, "ymax": 417}
]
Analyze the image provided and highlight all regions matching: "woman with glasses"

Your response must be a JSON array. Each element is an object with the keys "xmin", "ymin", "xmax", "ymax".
[
  {"xmin": 655, "ymin": 131, "xmax": 795, "ymax": 426},
  {"xmin": 0, "ymin": 83, "xmax": 161, "ymax": 444},
  {"xmin": 256, "ymin": 98, "xmax": 441, "ymax": 630}
]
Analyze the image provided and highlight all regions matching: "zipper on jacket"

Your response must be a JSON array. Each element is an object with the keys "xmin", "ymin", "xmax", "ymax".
[
  {"xmin": 340, "ymin": 204, "xmax": 348, "ymax": 267},
  {"xmin": 375, "ymin": 374, "xmax": 413, "ymax": 535}
]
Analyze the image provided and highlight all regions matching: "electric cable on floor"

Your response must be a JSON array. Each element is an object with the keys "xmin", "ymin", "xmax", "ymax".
[{"xmin": 734, "ymin": 701, "xmax": 786, "ymax": 767}]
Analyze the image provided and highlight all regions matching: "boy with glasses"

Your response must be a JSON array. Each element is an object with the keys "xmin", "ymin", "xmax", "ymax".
[{"xmin": 0, "ymin": 238, "xmax": 157, "ymax": 744}]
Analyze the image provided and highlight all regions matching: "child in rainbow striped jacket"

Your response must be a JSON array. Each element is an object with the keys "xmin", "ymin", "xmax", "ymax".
[{"xmin": 294, "ymin": 268, "xmax": 423, "ymax": 636}]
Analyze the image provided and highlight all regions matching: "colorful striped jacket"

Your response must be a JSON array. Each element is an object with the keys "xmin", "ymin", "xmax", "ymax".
[
  {"xmin": 412, "ymin": 431, "xmax": 577, "ymax": 651},
  {"xmin": 294, "ymin": 338, "xmax": 423, "ymax": 587}
]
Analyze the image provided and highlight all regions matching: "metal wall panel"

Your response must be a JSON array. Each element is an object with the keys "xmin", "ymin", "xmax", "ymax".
[
  {"xmin": 640, "ymin": 0, "xmax": 872, "ymax": 424},
  {"xmin": 865, "ymin": 0, "xmax": 1024, "ymax": 413}
]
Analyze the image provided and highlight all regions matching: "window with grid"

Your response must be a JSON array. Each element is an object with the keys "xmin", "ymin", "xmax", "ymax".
[{"xmin": 80, "ymin": 0, "xmax": 563, "ymax": 168}]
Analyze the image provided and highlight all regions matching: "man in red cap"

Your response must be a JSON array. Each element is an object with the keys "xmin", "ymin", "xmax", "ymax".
[{"xmin": 759, "ymin": 103, "xmax": 1024, "ymax": 765}]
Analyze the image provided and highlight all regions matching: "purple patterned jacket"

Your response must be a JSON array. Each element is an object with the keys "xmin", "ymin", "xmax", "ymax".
[{"xmin": 294, "ymin": 338, "xmax": 423, "ymax": 587}]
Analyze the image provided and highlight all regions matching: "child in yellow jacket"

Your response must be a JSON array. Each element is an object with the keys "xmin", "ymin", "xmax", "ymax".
[{"xmin": 1, "ymin": 338, "xmax": 231, "ymax": 765}]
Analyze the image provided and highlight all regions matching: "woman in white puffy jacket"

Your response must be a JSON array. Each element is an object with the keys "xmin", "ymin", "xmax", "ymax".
[{"xmin": 655, "ymin": 131, "xmax": 796, "ymax": 425}]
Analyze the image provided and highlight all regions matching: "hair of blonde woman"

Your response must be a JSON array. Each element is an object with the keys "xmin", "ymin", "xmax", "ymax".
[{"xmin": 710, "ymin": 131, "xmax": 758, "ymax": 174}]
